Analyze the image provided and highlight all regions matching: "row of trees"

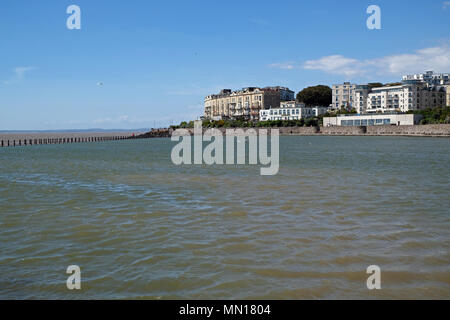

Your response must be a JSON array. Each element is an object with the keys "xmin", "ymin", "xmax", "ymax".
[
  {"xmin": 408, "ymin": 106, "xmax": 450, "ymax": 124},
  {"xmin": 171, "ymin": 118, "xmax": 321, "ymax": 129}
]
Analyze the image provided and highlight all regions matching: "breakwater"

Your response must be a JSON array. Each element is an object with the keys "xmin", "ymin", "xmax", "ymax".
[
  {"xmin": 0, "ymin": 131, "xmax": 146, "ymax": 148},
  {"xmin": 169, "ymin": 124, "xmax": 450, "ymax": 137}
]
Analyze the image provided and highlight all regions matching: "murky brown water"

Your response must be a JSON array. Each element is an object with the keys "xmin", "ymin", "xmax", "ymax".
[{"xmin": 0, "ymin": 136, "xmax": 449, "ymax": 299}]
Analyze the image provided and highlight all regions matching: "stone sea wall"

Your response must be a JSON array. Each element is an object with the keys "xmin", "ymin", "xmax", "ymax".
[{"xmin": 170, "ymin": 124, "xmax": 450, "ymax": 137}]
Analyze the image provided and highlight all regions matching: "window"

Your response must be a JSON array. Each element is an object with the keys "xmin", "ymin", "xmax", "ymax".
[{"xmin": 342, "ymin": 120, "xmax": 354, "ymax": 126}]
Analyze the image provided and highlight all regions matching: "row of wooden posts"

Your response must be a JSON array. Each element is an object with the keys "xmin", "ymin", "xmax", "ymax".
[{"xmin": 0, "ymin": 136, "xmax": 136, "ymax": 147}]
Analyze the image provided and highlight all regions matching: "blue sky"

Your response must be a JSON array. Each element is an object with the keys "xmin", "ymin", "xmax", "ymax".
[{"xmin": 1, "ymin": 0, "xmax": 449, "ymax": 130}]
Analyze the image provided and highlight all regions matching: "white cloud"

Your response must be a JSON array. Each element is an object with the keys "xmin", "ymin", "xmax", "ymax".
[
  {"xmin": 443, "ymin": 1, "xmax": 450, "ymax": 9},
  {"xmin": 3, "ymin": 66, "xmax": 36, "ymax": 84},
  {"xmin": 268, "ymin": 62, "xmax": 296, "ymax": 70},
  {"xmin": 303, "ymin": 55, "xmax": 366, "ymax": 77},
  {"xmin": 299, "ymin": 44, "xmax": 450, "ymax": 78}
]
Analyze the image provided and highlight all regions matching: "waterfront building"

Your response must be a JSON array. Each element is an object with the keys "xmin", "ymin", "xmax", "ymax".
[
  {"xmin": 280, "ymin": 101, "xmax": 305, "ymax": 110},
  {"xmin": 365, "ymin": 82, "xmax": 446, "ymax": 113},
  {"xmin": 204, "ymin": 86, "xmax": 294, "ymax": 121},
  {"xmin": 402, "ymin": 71, "xmax": 450, "ymax": 87},
  {"xmin": 354, "ymin": 86, "xmax": 371, "ymax": 114},
  {"xmin": 323, "ymin": 113, "xmax": 422, "ymax": 127},
  {"xmin": 332, "ymin": 82, "xmax": 370, "ymax": 110},
  {"xmin": 259, "ymin": 101, "xmax": 318, "ymax": 121},
  {"xmin": 311, "ymin": 106, "xmax": 329, "ymax": 117}
]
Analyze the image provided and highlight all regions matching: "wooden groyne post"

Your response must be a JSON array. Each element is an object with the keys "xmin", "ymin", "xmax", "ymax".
[{"xmin": 0, "ymin": 135, "xmax": 139, "ymax": 148}]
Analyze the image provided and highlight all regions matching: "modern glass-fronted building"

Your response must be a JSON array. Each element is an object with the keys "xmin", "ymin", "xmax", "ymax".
[{"xmin": 323, "ymin": 114, "xmax": 422, "ymax": 127}]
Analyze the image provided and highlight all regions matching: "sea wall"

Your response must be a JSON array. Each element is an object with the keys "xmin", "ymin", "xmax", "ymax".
[
  {"xmin": 365, "ymin": 124, "xmax": 450, "ymax": 136},
  {"xmin": 171, "ymin": 124, "xmax": 450, "ymax": 137}
]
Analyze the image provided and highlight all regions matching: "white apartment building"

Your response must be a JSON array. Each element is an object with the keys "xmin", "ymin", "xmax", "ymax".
[
  {"xmin": 402, "ymin": 71, "xmax": 450, "ymax": 87},
  {"xmin": 332, "ymin": 83, "xmax": 370, "ymax": 110},
  {"xmin": 282, "ymin": 101, "xmax": 328, "ymax": 117},
  {"xmin": 365, "ymin": 82, "xmax": 446, "ymax": 113},
  {"xmin": 311, "ymin": 106, "xmax": 329, "ymax": 117},
  {"xmin": 259, "ymin": 101, "xmax": 318, "ymax": 121},
  {"xmin": 354, "ymin": 86, "xmax": 370, "ymax": 114},
  {"xmin": 401, "ymin": 71, "xmax": 450, "ymax": 108}
]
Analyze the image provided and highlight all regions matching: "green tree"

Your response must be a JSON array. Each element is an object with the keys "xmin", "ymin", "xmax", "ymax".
[
  {"xmin": 296, "ymin": 85, "xmax": 332, "ymax": 106},
  {"xmin": 411, "ymin": 106, "xmax": 450, "ymax": 124}
]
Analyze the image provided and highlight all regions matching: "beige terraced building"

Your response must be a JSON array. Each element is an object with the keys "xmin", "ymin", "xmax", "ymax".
[{"xmin": 204, "ymin": 86, "xmax": 294, "ymax": 121}]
